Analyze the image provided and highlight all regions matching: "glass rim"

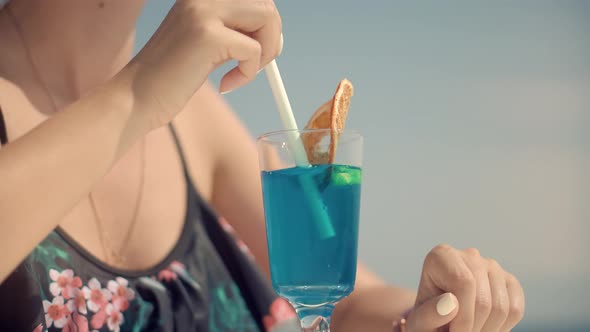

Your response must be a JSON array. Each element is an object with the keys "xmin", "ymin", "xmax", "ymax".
[{"xmin": 256, "ymin": 128, "xmax": 362, "ymax": 142}]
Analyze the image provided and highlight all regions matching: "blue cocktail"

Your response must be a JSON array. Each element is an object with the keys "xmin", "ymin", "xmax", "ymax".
[{"xmin": 258, "ymin": 129, "xmax": 362, "ymax": 331}]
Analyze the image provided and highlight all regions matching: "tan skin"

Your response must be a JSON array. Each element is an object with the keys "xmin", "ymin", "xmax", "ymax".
[{"xmin": 0, "ymin": 1, "xmax": 524, "ymax": 331}]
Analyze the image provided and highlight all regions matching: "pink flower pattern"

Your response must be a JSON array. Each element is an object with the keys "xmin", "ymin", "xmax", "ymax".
[
  {"xmin": 157, "ymin": 260, "xmax": 186, "ymax": 282},
  {"xmin": 35, "ymin": 216, "xmax": 263, "ymax": 331},
  {"xmin": 106, "ymin": 303, "xmax": 125, "ymax": 332},
  {"xmin": 68, "ymin": 288, "xmax": 88, "ymax": 314},
  {"xmin": 43, "ymin": 296, "xmax": 69, "ymax": 328},
  {"xmin": 157, "ymin": 268, "xmax": 177, "ymax": 282},
  {"xmin": 49, "ymin": 269, "xmax": 82, "ymax": 299},
  {"xmin": 82, "ymin": 278, "xmax": 111, "ymax": 313},
  {"xmin": 32, "ymin": 213, "xmax": 281, "ymax": 331},
  {"xmin": 39, "ymin": 269, "xmax": 139, "ymax": 332},
  {"xmin": 263, "ymin": 298, "xmax": 297, "ymax": 331},
  {"xmin": 63, "ymin": 312, "xmax": 89, "ymax": 332},
  {"xmin": 90, "ymin": 308, "xmax": 107, "ymax": 330},
  {"xmin": 107, "ymin": 277, "xmax": 135, "ymax": 312}
]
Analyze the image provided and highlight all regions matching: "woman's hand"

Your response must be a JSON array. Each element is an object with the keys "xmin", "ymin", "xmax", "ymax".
[
  {"xmin": 126, "ymin": 0, "xmax": 282, "ymax": 130},
  {"xmin": 399, "ymin": 245, "xmax": 525, "ymax": 332}
]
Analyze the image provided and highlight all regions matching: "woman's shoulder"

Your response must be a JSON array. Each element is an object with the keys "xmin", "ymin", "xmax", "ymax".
[
  {"xmin": 168, "ymin": 81, "xmax": 236, "ymax": 203},
  {"xmin": 171, "ymin": 81, "xmax": 256, "ymax": 190},
  {"xmin": 173, "ymin": 80, "xmax": 252, "ymax": 148}
]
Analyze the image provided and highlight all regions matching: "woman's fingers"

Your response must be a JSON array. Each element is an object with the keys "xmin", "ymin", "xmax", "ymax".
[
  {"xmin": 418, "ymin": 245, "xmax": 477, "ymax": 332},
  {"xmin": 128, "ymin": 0, "xmax": 284, "ymax": 127},
  {"xmin": 405, "ymin": 292, "xmax": 459, "ymax": 332},
  {"xmin": 500, "ymin": 273, "xmax": 526, "ymax": 331},
  {"xmin": 218, "ymin": 0, "xmax": 282, "ymax": 68},
  {"xmin": 250, "ymin": 3, "xmax": 282, "ymax": 67},
  {"xmin": 480, "ymin": 259, "xmax": 509, "ymax": 332},
  {"xmin": 217, "ymin": 0, "xmax": 277, "ymax": 31},
  {"xmin": 461, "ymin": 248, "xmax": 493, "ymax": 331},
  {"xmin": 217, "ymin": 28, "xmax": 262, "ymax": 93},
  {"xmin": 414, "ymin": 245, "xmax": 525, "ymax": 332}
]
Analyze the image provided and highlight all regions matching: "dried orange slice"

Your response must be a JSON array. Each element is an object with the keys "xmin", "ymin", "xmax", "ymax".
[{"xmin": 302, "ymin": 79, "xmax": 354, "ymax": 164}]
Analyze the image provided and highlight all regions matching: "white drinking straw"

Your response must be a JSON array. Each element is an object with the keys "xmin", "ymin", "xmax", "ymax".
[
  {"xmin": 264, "ymin": 60, "xmax": 309, "ymax": 166},
  {"xmin": 264, "ymin": 59, "xmax": 335, "ymax": 238}
]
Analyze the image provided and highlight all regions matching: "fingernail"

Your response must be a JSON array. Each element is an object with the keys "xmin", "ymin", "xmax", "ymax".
[
  {"xmin": 436, "ymin": 293, "xmax": 457, "ymax": 316},
  {"xmin": 278, "ymin": 33, "xmax": 284, "ymax": 55},
  {"xmin": 220, "ymin": 88, "xmax": 234, "ymax": 95}
]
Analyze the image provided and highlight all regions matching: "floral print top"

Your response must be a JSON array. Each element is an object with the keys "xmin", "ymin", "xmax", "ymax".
[{"xmin": 0, "ymin": 120, "xmax": 299, "ymax": 332}]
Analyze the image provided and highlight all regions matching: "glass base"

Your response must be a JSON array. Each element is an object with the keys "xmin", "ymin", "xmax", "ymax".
[{"xmin": 291, "ymin": 302, "xmax": 335, "ymax": 332}]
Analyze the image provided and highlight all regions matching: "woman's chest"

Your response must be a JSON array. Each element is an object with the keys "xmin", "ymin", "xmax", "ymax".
[
  {"xmin": 57, "ymin": 124, "xmax": 217, "ymax": 272},
  {"xmin": 0, "ymin": 227, "xmax": 260, "ymax": 332},
  {"xmin": 1, "ymin": 84, "xmax": 218, "ymax": 271}
]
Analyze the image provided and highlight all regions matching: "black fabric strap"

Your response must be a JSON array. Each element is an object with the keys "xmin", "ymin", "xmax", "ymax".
[
  {"xmin": 0, "ymin": 106, "xmax": 7, "ymax": 146},
  {"xmin": 167, "ymin": 124, "xmax": 192, "ymax": 176}
]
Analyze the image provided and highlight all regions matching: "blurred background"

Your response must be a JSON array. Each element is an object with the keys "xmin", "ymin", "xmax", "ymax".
[{"xmin": 135, "ymin": 1, "xmax": 590, "ymax": 331}]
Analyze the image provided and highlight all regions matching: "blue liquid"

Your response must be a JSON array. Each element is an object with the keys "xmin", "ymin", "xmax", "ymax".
[{"xmin": 261, "ymin": 164, "xmax": 361, "ymax": 305}]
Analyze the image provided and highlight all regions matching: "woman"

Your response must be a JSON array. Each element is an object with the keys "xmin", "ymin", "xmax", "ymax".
[{"xmin": 0, "ymin": 0, "xmax": 525, "ymax": 331}]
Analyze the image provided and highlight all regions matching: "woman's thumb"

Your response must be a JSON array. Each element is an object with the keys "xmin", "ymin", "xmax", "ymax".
[{"xmin": 405, "ymin": 293, "xmax": 459, "ymax": 332}]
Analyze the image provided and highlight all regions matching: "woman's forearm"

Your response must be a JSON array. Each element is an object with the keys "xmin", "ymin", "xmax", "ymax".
[{"xmin": 0, "ymin": 68, "xmax": 149, "ymax": 282}]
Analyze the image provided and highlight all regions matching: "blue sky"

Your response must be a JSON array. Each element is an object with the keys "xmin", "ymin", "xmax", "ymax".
[{"xmin": 136, "ymin": 1, "xmax": 590, "ymax": 328}]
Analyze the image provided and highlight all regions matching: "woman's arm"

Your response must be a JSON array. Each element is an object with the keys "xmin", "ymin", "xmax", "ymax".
[
  {"xmin": 0, "ymin": 0, "xmax": 283, "ymax": 284},
  {"xmin": 0, "ymin": 70, "xmax": 148, "ymax": 283}
]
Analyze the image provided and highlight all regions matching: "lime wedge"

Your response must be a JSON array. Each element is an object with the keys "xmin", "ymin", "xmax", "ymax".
[{"xmin": 331, "ymin": 166, "xmax": 361, "ymax": 186}]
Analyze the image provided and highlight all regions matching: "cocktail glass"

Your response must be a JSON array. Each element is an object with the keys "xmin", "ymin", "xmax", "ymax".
[{"xmin": 257, "ymin": 129, "xmax": 363, "ymax": 331}]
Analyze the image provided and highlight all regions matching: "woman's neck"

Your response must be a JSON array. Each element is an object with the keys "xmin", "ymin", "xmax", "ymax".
[{"xmin": 0, "ymin": 0, "xmax": 145, "ymax": 108}]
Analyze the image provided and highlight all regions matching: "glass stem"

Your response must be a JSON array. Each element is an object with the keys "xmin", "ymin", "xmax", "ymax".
[{"xmin": 291, "ymin": 302, "xmax": 335, "ymax": 332}]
